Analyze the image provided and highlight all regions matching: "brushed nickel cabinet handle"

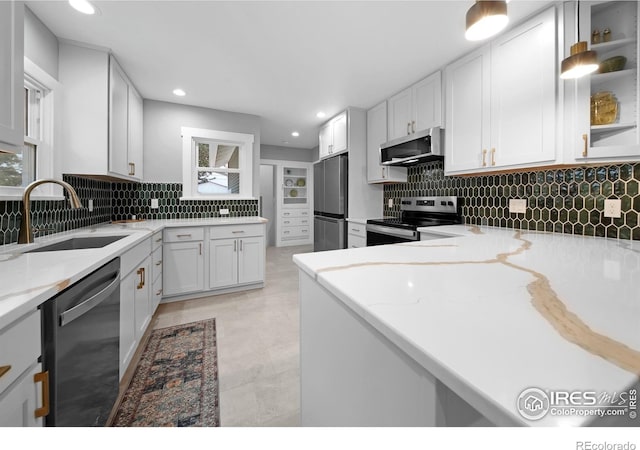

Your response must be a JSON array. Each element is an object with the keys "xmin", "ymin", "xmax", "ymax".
[
  {"xmin": 411, "ymin": 120, "xmax": 416, "ymax": 133},
  {"xmin": 176, "ymin": 234, "xmax": 192, "ymax": 238},
  {"xmin": 232, "ymin": 231, "xmax": 245, "ymax": 234},
  {"xmin": 582, "ymin": 134, "xmax": 588, "ymax": 157},
  {"xmin": 34, "ymin": 371, "xmax": 50, "ymax": 418},
  {"xmin": 199, "ymin": 243, "xmax": 202, "ymax": 255},
  {"xmin": 491, "ymin": 148, "xmax": 496, "ymax": 166},
  {"xmin": 240, "ymin": 240, "xmax": 243, "ymax": 251},
  {"xmin": 0, "ymin": 365, "xmax": 11, "ymax": 379},
  {"xmin": 234, "ymin": 240, "xmax": 237, "ymax": 251},
  {"xmin": 407, "ymin": 122, "xmax": 411, "ymax": 135},
  {"xmin": 482, "ymin": 149, "xmax": 487, "ymax": 167}
]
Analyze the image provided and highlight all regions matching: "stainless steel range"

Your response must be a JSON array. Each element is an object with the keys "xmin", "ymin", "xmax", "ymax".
[{"xmin": 366, "ymin": 196, "xmax": 462, "ymax": 246}]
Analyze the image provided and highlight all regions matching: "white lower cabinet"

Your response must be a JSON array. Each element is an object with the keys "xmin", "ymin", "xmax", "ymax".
[
  {"xmin": 163, "ymin": 241, "xmax": 204, "ymax": 296},
  {"xmin": 209, "ymin": 226, "xmax": 265, "ymax": 289},
  {"xmin": 0, "ymin": 309, "xmax": 45, "ymax": 427},
  {"xmin": 119, "ymin": 235, "xmax": 156, "ymax": 379},
  {"xmin": 347, "ymin": 222, "xmax": 367, "ymax": 248}
]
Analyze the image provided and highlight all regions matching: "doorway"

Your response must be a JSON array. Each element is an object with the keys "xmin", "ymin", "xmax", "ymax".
[{"xmin": 259, "ymin": 164, "xmax": 276, "ymax": 246}]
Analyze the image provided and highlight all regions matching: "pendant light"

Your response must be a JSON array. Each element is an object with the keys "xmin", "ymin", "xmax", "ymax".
[
  {"xmin": 465, "ymin": 1, "xmax": 509, "ymax": 41},
  {"xmin": 560, "ymin": 1, "xmax": 598, "ymax": 79}
]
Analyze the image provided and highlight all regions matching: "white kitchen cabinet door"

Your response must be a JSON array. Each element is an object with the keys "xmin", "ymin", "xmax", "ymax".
[
  {"xmin": 331, "ymin": 111, "xmax": 348, "ymax": 154},
  {"xmin": 238, "ymin": 236, "xmax": 265, "ymax": 284},
  {"xmin": 134, "ymin": 256, "xmax": 152, "ymax": 340},
  {"xmin": 163, "ymin": 241, "xmax": 204, "ymax": 296},
  {"xmin": 318, "ymin": 121, "xmax": 332, "ymax": 159},
  {"xmin": 109, "ymin": 57, "xmax": 130, "ymax": 178},
  {"xmin": 128, "ymin": 85, "xmax": 144, "ymax": 179},
  {"xmin": 209, "ymin": 238, "xmax": 238, "ymax": 289},
  {"xmin": 119, "ymin": 269, "xmax": 136, "ymax": 378},
  {"xmin": 413, "ymin": 71, "xmax": 442, "ymax": 132},
  {"xmin": 445, "ymin": 45, "xmax": 491, "ymax": 174},
  {"xmin": 0, "ymin": 364, "xmax": 44, "ymax": 427},
  {"xmin": 0, "ymin": 1, "xmax": 24, "ymax": 153},
  {"xmin": 366, "ymin": 101, "xmax": 407, "ymax": 184},
  {"xmin": 490, "ymin": 6, "xmax": 556, "ymax": 167},
  {"xmin": 387, "ymin": 87, "xmax": 413, "ymax": 141}
]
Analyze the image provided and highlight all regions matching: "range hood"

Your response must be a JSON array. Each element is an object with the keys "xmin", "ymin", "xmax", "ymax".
[{"xmin": 380, "ymin": 127, "xmax": 443, "ymax": 166}]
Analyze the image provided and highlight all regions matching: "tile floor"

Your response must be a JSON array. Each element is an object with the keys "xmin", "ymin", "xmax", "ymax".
[{"xmin": 152, "ymin": 244, "xmax": 312, "ymax": 427}]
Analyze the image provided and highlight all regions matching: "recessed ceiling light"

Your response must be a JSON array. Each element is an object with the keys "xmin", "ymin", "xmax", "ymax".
[
  {"xmin": 291, "ymin": 131, "xmax": 300, "ymax": 137},
  {"xmin": 173, "ymin": 88, "xmax": 186, "ymax": 97},
  {"xmin": 68, "ymin": 0, "xmax": 96, "ymax": 15},
  {"xmin": 316, "ymin": 112, "xmax": 326, "ymax": 118}
]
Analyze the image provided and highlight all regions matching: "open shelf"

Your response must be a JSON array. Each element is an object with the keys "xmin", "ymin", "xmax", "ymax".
[
  {"xmin": 591, "ymin": 37, "xmax": 636, "ymax": 52},
  {"xmin": 591, "ymin": 123, "xmax": 637, "ymax": 133},
  {"xmin": 591, "ymin": 68, "xmax": 637, "ymax": 83}
]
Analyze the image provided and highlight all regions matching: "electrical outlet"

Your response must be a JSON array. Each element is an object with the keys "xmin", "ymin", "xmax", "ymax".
[
  {"xmin": 220, "ymin": 208, "xmax": 230, "ymax": 215},
  {"xmin": 604, "ymin": 199, "xmax": 622, "ymax": 218},
  {"xmin": 151, "ymin": 198, "xmax": 159, "ymax": 209},
  {"xmin": 88, "ymin": 199, "xmax": 93, "ymax": 212},
  {"xmin": 388, "ymin": 198, "xmax": 393, "ymax": 208},
  {"xmin": 509, "ymin": 199, "xmax": 527, "ymax": 214}
]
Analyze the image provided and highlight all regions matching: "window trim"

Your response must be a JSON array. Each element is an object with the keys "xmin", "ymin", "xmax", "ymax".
[
  {"xmin": 0, "ymin": 58, "xmax": 63, "ymax": 200},
  {"xmin": 181, "ymin": 127, "xmax": 255, "ymax": 200}
]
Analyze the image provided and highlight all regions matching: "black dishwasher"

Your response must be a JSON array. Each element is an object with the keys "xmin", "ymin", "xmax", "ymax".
[{"xmin": 41, "ymin": 257, "xmax": 121, "ymax": 427}]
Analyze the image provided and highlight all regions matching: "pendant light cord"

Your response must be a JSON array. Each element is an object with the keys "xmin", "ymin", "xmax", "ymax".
[{"xmin": 576, "ymin": 0, "xmax": 580, "ymax": 41}]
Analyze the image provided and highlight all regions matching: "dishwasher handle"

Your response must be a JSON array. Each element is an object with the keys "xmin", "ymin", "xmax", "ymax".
[{"xmin": 59, "ymin": 271, "xmax": 120, "ymax": 327}]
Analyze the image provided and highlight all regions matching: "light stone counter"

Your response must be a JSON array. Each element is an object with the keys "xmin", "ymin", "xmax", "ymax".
[
  {"xmin": 0, "ymin": 217, "xmax": 267, "ymax": 329},
  {"xmin": 293, "ymin": 225, "xmax": 640, "ymax": 426}
]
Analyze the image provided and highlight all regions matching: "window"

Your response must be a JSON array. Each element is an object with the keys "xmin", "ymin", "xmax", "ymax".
[
  {"xmin": 0, "ymin": 59, "xmax": 61, "ymax": 199},
  {"xmin": 181, "ymin": 127, "xmax": 254, "ymax": 200}
]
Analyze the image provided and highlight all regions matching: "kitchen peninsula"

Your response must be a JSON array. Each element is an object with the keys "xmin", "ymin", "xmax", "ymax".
[{"xmin": 294, "ymin": 226, "xmax": 640, "ymax": 427}]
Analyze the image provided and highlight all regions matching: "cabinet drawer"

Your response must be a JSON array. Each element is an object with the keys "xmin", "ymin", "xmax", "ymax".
[
  {"xmin": 152, "ymin": 246, "xmax": 162, "ymax": 283},
  {"xmin": 210, "ymin": 224, "xmax": 264, "ymax": 239},
  {"xmin": 121, "ymin": 237, "xmax": 151, "ymax": 276},
  {"xmin": 164, "ymin": 227, "xmax": 204, "ymax": 242},
  {"xmin": 281, "ymin": 217, "xmax": 310, "ymax": 227},
  {"xmin": 347, "ymin": 223, "xmax": 366, "ymax": 238},
  {"xmin": 348, "ymin": 234, "xmax": 366, "ymax": 248},
  {"xmin": 282, "ymin": 226, "xmax": 311, "ymax": 239},
  {"xmin": 0, "ymin": 310, "xmax": 41, "ymax": 395},
  {"xmin": 152, "ymin": 276, "xmax": 162, "ymax": 312},
  {"xmin": 281, "ymin": 209, "xmax": 310, "ymax": 218},
  {"xmin": 151, "ymin": 231, "xmax": 163, "ymax": 251}
]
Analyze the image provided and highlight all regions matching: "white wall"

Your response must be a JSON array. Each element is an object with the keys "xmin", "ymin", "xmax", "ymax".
[
  {"xmin": 24, "ymin": 6, "xmax": 59, "ymax": 79},
  {"xmin": 261, "ymin": 144, "xmax": 314, "ymax": 162},
  {"xmin": 143, "ymin": 100, "xmax": 261, "ymax": 197}
]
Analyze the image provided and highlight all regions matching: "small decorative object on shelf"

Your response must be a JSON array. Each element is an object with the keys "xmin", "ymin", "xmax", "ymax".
[
  {"xmin": 602, "ymin": 28, "xmax": 611, "ymax": 42},
  {"xmin": 296, "ymin": 178, "xmax": 306, "ymax": 187},
  {"xmin": 598, "ymin": 55, "xmax": 626, "ymax": 73},
  {"xmin": 289, "ymin": 189, "xmax": 298, "ymax": 198},
  {"xmin": 591, "ymin": 91, "xmax": 619, "ymax": 125},
  {"xmin": 592, "ymin": 29, "xmax": 601, "ymax": 44},
  {"xmin": 285, "ymin": 178, "xmax": 293, "ymax": 187}
]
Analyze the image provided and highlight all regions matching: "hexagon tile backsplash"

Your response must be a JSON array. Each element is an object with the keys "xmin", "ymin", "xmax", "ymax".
[{"xmin": 384, "ymin": 161, "xmax": 640, "ymax": 240}]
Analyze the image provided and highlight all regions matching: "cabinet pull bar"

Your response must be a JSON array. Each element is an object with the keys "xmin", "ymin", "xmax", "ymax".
[
  {"xmin": 128, "ymin": 163, "xmax": 135, "ymax": 176},
  {"xmin": 176, "ymin": 234, "xmax": 192, "ymax": 238},
  {"xmin": 411, "ymin": 120, "xmax": 416, "ymax": 133},
  {"xmin": 407, "ymin": 122, "xmax": 411, "ymax": 135},
  {"xmin": 199, "ymin": 243, "xmax": 202, "ymax": 255},
  {"xmin": 137, "ymin": 268, "xmax": 144, "ymax": 289},
  {"xmin": 142, "ymin": 267, "xmax": 145, "ymax": 287},
  {"xmin": 155, "ymin": 260, "xmax": 162, "ymax": 266},
  {"xmin": 482, "ymin": 149, "xmax": 487, "ymax": 167},
  {"xmin": 34, "ymin": 371, "xmax": 50, "ymax": 418},
  {"xmin": 234, "ymin": 240, "xmax": 237, "ymax": 251},
  {"xmin": 491, "ymin": 148, "xmax": 496, "ymax": 166},
  {"xmin": 351, "ymin": 228, "xmax": 360, "ymax": 232},
  {"xmin": 582, "ymin": 134, "xmax": 588, "ymax": 157},
  {"xmin": 156, "ymin": 289, "xmax": 163, "ymax": 296},
  {"xmin": 0, "ymin": 365, "xmax": 11, "ymax": 379},
  {"xmin": 232, "ymin": 231, "xmax": 245, "ymax": 234},
  {"xmin": 240, "ymin": 240, "xmax": 243, "ymax": 251},
  {"xmin": 155, "ymin": 238, "xmax": 162, "ymax": 243}
]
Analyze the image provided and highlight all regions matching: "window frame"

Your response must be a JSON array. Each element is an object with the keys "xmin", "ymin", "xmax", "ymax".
[
  {"xmin": 0, "ymin": 58, "xmax": 62, "ymax": 200},
  {"xmin": 181, "ymin": 127, "xmax": 255, "ymax": 200}
]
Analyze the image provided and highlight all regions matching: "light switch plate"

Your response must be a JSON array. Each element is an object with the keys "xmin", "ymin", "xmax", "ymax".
[
  {"xmin": 388, "ymin": 198, "xmax": 393, "ymax": 208},
  {"xmin": 220, "ymin": 208, "xmax": 230, "ymax": 215},
  {"xmin": 509, "ymin": 199, "xmax": 527, "ymax": 214},
  {"xmin": 151, "ymin": 198, "xmax": 159, "ymax": 209},
  {"xmin": 88, "ymin": 199, "xmax": 93, "ymax": 212},
  {"xmin": 604, "ymin": 199, "xmax": 622, "ymax": 218}
]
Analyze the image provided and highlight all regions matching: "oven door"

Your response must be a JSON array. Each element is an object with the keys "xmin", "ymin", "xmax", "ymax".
[{"xmin": 366, "ymin": 224, "xmax": 418, "ymax": 246}]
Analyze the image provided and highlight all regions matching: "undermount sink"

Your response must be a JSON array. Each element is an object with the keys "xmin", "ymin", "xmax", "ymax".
[{"xmin": 24, "ymin": 235, "xmax": 129, "ymax": 253}]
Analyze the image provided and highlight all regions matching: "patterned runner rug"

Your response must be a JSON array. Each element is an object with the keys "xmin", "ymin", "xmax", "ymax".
[{"xmin": 112, "ymin": 319, "xmax": 220, "ymax": 427}]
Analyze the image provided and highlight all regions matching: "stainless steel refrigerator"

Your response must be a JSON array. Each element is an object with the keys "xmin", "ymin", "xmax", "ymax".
[{"xmin": 313, "ymin": 154, "xmax": 348, "ymax": 252}]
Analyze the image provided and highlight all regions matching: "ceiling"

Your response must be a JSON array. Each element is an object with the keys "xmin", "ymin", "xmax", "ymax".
[{"xmin": 27, "ymin": 0, "xmax": 553, "ymax": 150}]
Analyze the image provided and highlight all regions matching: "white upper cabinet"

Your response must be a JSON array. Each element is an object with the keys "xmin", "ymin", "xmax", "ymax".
[
  {"xmin": 59, "ymin": 43, "xmax": 143, "ymax": 181},
  {"xmin": 366, "ymin": 100, "xmax": 407, "ymax": 183},
  {"xmin": 445, "ymin": 6, "xmax": 557, "ymax": 175},
  {"xmin": 566, "ymin": 0, "xmax": 640, "ymax": 162},
  {"xmin": 388, "ymin": 71, "xmax": 442, "ymax": 141},
  {"xmin": 0, "ymin": 2, "xmax": 24, "ymax": 153},
  {"xmin": 319, "ymin": 111, "xmax": 348, "ymax": 159}
]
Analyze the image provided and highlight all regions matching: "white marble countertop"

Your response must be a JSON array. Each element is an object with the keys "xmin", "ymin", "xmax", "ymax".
[
  {"xmin": 293, "ymin": 225, "xmax": 640, "ymax": 427},
  {"xmin": 0, "ymin": 217, "xmax": 267, "ymax": 329},
  {"xmin": 346, "ymin": 218, "xmax": 368, "ymax": 225}
]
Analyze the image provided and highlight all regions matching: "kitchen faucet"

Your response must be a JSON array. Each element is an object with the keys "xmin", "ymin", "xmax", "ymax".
[{"xmin": 18, "ymin": 179, "xmax": 83, "ymax": 244}]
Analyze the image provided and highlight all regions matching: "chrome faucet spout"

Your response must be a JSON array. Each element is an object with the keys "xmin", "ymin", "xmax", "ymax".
[{"xmin": 18, "ymin": 179, "xmax": 83, "ymax": 244}]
